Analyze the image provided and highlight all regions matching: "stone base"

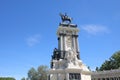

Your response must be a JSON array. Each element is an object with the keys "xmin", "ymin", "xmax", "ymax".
[
  {"xmin": 49, "ymin": 68, "xmax": 91, "ymax": 80},
  {"xmin": 49, "ymin": 59, "xmax": 91, "ymax": 80}
]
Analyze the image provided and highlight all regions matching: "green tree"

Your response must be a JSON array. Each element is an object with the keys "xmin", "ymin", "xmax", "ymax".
[
  {"xmin": 37, "ymin": 65, "xmax": 48, "ymax": 80},
  {"xmin": 99, "ymin": 51, "xmax": 120, "ymax": 71},
  {"xmin": 95, "ymin": 67, "xmax": 99, "ymax": 71},
  {"xmin": 27, "ymin": 65, "xmax": 48, "ymax": 80},
  {"xmin": 0, "ymin": 77, "xmax": 15, "ymax": 80},
  {"xmin": 21, "ymin": 77, "xmax": 26, "ymax": 80},
  {"xmin": 87, "ymin": 66, "xmax": 91, "ymax": 71},
  {"xmin": 28, "ymin": 67, "xmax": 38, "ymax": 80}
]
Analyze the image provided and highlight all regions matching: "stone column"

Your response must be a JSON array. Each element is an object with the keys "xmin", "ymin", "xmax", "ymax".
[
  {"xmin": 59, "ymin": 34, "xmax": 63, "ymax": 59},
  {"xmin": 62, "ymin": 35, "xmax": 65, "ymax": 59},
  {"xmin": 58, "ymin": 37, "xmax": 60, "ymax": 50},
  {"xmin": 60, "ymin": 35, "xmax": 63, "ymax": 51},
  {"xmin": 72, "ymin": 35, "xmax": 74, "ymax": 49},
  {"xmin": 66, "ymin": 73, "xmax": 69, "ymax": 80},
  {"xmin": 113, "ymin": 78, "xmax": 115, "ymax": 80},
  {"xmin": 47, "ymin": 74, "xmax": 49, "ymax": 80},
  {"xmin": 72, "ymin": 35, "xmax": 76, "ymax": 51},
  {"xmin": 119, "ymin": 77, "xmax": 120, "ymax": 80},
  {"xmin": 60, "ymin": 34, "xmax": 65, "ymax": 58},
  {"xmin": 116, "ymin": 77, "xmax": 118, "ymax": 80},
  {"xmin": 57, "ymin": 73, "xmax": 59, "ymax": 80},
  {"xmin": 75, "ymin": 35, "xmax": 79, "ymax": 53},
  {"xmin": 76, "ymin": 36, "xmax": 80, "ymax": 53},
  {"xmin": 75, "ymin": 35, "xmax": 80, "ymax": 59}
]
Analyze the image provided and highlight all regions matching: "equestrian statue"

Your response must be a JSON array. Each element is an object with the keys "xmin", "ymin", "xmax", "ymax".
[{"xmin": 60, "ymin": 13, "xmax": 72, "ymax": 23}]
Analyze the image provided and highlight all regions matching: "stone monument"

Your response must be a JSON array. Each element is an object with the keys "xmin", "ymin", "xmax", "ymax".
[{"xmin": 48, "ymin": 13, "xmax": 91, "ymax": 80}]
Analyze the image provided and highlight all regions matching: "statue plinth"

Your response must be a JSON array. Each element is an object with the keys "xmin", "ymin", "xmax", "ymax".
[{"xmin": 59, "ymin": 22, "xmax": 77, "ymax": 28}]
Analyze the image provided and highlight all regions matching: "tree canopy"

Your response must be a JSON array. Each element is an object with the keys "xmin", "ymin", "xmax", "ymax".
[
  {"xmin": 0, "ymin": 77, "xmax": 15, "ymax": 80},
  {"xmin": 96, "ymin": 51, "xmax": 120, "ymax": 71},
  {"xmin": 22, "ymin": 65, "xmax": 48, "ymax": 80}
]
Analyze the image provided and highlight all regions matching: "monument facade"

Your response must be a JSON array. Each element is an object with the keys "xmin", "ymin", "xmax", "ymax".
[{"xmin": 48, "ymin": 13, "xmax": 91, "ymax": 80}]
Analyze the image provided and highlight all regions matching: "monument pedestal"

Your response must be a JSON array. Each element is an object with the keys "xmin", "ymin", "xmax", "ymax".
[
  {"xmin": 49, "ymin": 14, "xmax": 91, "ymax": 80},
  {"xmin": 49, "ymin": 59, "xmax": 91, "ymax": 80}
]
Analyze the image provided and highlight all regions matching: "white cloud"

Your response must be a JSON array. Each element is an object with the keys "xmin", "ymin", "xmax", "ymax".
[
  {"xmin": 81, "ymin": 24, "xmax": 110, "ymax": 35},
  {"xmin": 26, "ymin": 34, "xmax": 41, "ymax": 47}
]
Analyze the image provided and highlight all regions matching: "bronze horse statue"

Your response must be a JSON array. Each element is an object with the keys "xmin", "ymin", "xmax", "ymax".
[{"xmin": 60, "ymin": 13, "xmax": 72, "ymax": 23}]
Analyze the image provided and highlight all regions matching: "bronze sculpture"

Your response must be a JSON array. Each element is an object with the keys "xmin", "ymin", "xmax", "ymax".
[{"xmin": 60, "ymin": 13, "xmax": 72, "ymax": 23}]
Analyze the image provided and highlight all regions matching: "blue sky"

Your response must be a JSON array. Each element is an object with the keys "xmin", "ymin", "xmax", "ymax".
[{"xmin": 0, "ymin": 0, "xmax": 120, "ymax": 80}]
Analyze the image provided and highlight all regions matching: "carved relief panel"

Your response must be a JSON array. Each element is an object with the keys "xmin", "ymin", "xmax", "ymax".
[{"xmin": 66, "ymin": 35, "xmax": 72, "ymax": 50}]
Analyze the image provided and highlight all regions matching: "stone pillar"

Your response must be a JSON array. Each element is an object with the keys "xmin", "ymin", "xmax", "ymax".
[
  {"xmin": 60, "ymin": 35, "xmax": 63, "ymax": 51},
  {"xmin": 63, "ymin": 34, "xmax": 66, "ymax": 51},
  {"xmin": 57, "ymin": 73, "xmax": 59, "ymax": 80},
  {"xmin": 66, "ymin": 73, "xmax": 69, "ymax": 80},
  {"xmin": 58, "ymin": 37, "xmax": 60, "ymax": 50},
  {"xmin": 59, "ymin": 34, "xmax": 64, "ymax": 59},
  {"xmin": 116, "ymin": 77, "xmax": 118, "ymax": 80},
  {"xmin": 72, "ymin": 35, "xmax": 76, "ymax": 51},
  {"xmin": 76, "ymin": 36, "xmax": 80, "ymax": 53},
  {"xmin": 75, "ymin": 35, "xmax": 79, "ymax": 53},
  {"xmin": 72, "ymin": 35, "xmax": 74, "ymax": 49},
  {"xmin": 113, "ymin": 78, "xmax": 115, "ymax": 80},
  {"xmin": 75, "ymin": 35, "xmax": 80, "ymax": 59},
  {"xmin": 47, "ymin": 74, "xmax": 49, "ymax": 80}
]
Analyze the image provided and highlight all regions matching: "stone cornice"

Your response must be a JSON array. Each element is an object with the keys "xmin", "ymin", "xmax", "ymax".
[
  {"xmin": 59, "ymin": 23, "xmax": 77, "ymax": 28},
  {"xmin": 57, "ymin": 26, "xmax": 79, "ymax": 36}
]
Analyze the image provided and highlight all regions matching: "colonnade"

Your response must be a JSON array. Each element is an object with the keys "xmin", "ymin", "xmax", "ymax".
[
  {"xmin": 92, "ymin": 69, "xmax": 120, "ymax": 80},
  {"xmin": 92, "ymin": 77, "xmax": 120, "ymax": 80},
  {"xmin": 58, "ymin": 33, "xmax": 80, "ymax": 59}
]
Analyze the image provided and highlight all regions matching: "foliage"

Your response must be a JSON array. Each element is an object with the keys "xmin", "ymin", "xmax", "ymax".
[
  {"xmin": 27, "ymin": 65, "xmax": 48, "ymax": 80},
  {"xmin": 0, "ymin": 77, "xmax": 15, "ymax": 80},
  {"xmin": 87, "ymin": 66, "xmax": 91, "ymax": 71},
  {"xmin": 95, "ymin": 67, "xmax": 99, "ymax": 71},
  {"xmin": 98, "ymin": 51, "xmax": 120, "ymax": 71},
  {"xmin": 21, "ymin": 77, "xmax": 26, "ymax": 80}
]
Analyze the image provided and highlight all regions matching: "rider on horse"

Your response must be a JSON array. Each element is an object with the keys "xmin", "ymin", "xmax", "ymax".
[{"xmin": 60, "ymin": 13, "xmax": 72, "ymax": 23}]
